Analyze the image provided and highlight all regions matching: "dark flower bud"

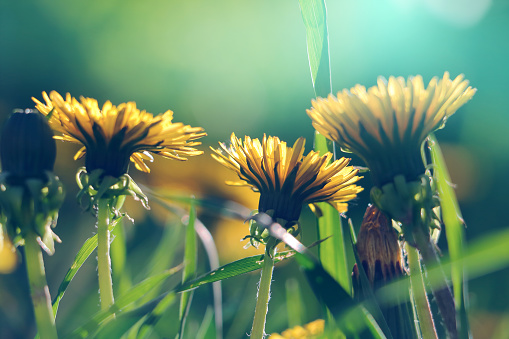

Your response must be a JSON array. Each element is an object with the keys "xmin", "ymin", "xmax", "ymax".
[{"xmin": 1, "ymin": 109, "xmax": 56, "ymax": 180}]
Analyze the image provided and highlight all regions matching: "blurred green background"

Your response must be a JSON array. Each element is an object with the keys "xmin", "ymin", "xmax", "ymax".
[{"xmin": 1, "ymin": 0, "xmax": 508, "ymax": 338}]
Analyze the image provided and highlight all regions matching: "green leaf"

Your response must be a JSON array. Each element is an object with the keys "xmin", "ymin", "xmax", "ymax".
[
  {"xmin": 51, "ymin": 217, "xmax": 123, "ymax": 318},
  {"xmin": 177, "ymin": 199, "xmax": 198, "ymax": 339},
  {"xmin": 312, "ymin": 134, "xmax": 352, "ymax": 293},
  {"xmin": 136, "ymin": 292, "xmax": 177, "ymax": 339},
  {"xmin": 67, "ymin": 266, "xmax": 180, "ymax": 339},
  {"xmin": 136, "ymin": 221, "xmax": 183, "ymax": 305},
  {"xmin": 176, "ymin": 250, "xmax": 296, "ymax": 293},
  {"xmin": 428, "ymin": 134, "xmax": 470, "ymax": 337},
  {"xmin": 295, "ymin": 252, "xmax": 386, "ymax": 338},
  {"xmin": 298, "ymin": 0, "xmax": 331, "ymax": 96}
]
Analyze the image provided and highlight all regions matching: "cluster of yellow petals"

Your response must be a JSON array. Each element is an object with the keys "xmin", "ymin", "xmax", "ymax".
[
  {"xmin": 307, "ymin": 72, "xmax": 476, "ymax": 152},
  {"xmin": 269, "ymin": 319, "xmax": 325, "ymax": 339},
  {"xmin": 33, "ymin": 91, "xmax": 206, "ymax": 173},
  {"xmin": 211, "ymin": 133, "xmax": 363, "ymax": 213}
]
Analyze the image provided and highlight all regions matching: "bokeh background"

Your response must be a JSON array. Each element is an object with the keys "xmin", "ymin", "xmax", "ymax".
[{"xmin": 1, "ymin": 0, "xmax": 508, "ymax": 338}]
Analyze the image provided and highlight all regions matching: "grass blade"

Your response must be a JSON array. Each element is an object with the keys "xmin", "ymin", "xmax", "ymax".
[
  {"xmin": 51, "ymin": 218, "xmax": 121, "ymax": 318},
  {"xmin": 299, "ymin": 0, "xmax": 353, "ymax": 293},
  {"xmin": 298, "ymin": 0, "xmax": 331, "ymax": 96},
  {"xmin": 177, "ymin": 199, "xmax": 198, "ymax": 339},
  {"xmin": 428, "ymin": 134, "xmax": 471, "ymax": 337},
  {"xmin": 67, "ymin": 266, "xmax": 181, "ymax": 339},
  {"xmin": 176, "ymin": 250, "xmax": 296, "ymax": 293}
]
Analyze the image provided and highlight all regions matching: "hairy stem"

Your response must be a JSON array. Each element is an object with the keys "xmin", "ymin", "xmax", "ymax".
[
  {"xmin": 251, "ymin": 244, "xmax": 277, "ymax": 339},
  {"xmin": 406, "ymin": 243, "xmax": 438, "ymax": 339},
  {"xmin": 97, "ymin": 198, "xmax": 114, "ymax": 310},
  {"xmin": 24, "ymin": 231, "xmax": 58, "ymax": 339},
  {"xmin": 415, "ymin": 231, "xmax": 458, "ymax": 339}
]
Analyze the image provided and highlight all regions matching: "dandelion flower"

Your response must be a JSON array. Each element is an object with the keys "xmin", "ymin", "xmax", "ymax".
[
  {"xmin": 307, "ymin": 72, "xmax": 476, "ymax": 186},
  {"xmin": 211, "ymin": 133, "xmax": 363, "ymax": 223},
  {"xmin": 33, "ymin": 91, "xmax": 206, "ymax": 177}
]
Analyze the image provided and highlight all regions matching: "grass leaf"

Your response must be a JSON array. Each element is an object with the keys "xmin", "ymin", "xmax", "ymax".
[
  {"xmin": 67, "ymin": 266, "xmax": 180, "ymax": 339},
  {"xmin": 428, "ymin": 134, "xmax": 471, "ymax": 337},
  {"xmin": 298, "ymin": 0, "xmax": 331, "ymax": 96},
  {"xmin": 176, "ymin": 250, "xmax": 296, "ymax": 293},
  {"xmin": 177, "ymin": 199, "xmax": 198, "ymax": 339}
]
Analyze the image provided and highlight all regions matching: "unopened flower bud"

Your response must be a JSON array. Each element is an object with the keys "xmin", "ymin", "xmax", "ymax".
[{"xmin": 0, "ymin": 109, "xmax": 56, "ymax": 180}]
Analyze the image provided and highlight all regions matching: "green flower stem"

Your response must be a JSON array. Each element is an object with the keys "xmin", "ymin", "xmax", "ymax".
[
  {"xmin": 251, "ymin": 241, "xmax": 277, "ymax": 339},
  {"xmin": 414, "ymin": 229, "xmax": 458, "ymax": 339},
  {"xmin": 406, "ymin": 242, "xmax": 437, "ymax": 339},
  {"xmin": 24, "ymin": 231, "xmax": 58, "ymax": 339},
  {"xmin": 97, "ymin": 198, "xmax": 114, "ymax": 311}
]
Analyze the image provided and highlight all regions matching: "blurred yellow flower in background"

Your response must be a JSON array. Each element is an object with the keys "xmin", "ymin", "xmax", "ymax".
[
  {"xmin": 33, "ymin": 91, "xmax": 206, "ymax": 177},
  {"xmin": 0, "ymin": 233, "xmax": 17, "ymax": 274},
  {"xmin": 211, "ymin": 133, "xmax": 363, "ymax": 223},
  {"xmin": 269, "ymin": 319, "xmax": 325, "ymax": 339},
  {"xmin": 307, "ymin": 72, "xmax": 476, "ymax": 186}
]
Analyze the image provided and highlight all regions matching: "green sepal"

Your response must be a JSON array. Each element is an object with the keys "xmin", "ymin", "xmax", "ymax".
[
  {"xmin": 76, "ymin": 167, "xmax": 149, "ymax": 216},
  {"xmin": 370, "ymin": 174, "xmax": 434, "ymax": 246},
  {"xmin": 0, "ymin": 171, "xmax": 65, "ymax": 254}
]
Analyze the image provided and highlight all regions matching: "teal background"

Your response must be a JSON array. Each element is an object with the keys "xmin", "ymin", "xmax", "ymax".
[{"xmin": 1, "ymin": 0, "xmax": 508, "ymax": 338}]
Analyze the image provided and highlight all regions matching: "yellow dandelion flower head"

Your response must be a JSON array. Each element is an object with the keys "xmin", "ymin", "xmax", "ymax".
[
  {"xmin": 307, "ymin": 72, "xmax": 476, "ymax": 186},
  {"xmin": 211, "ymin": 133, "xmax": 363, "ymax": 223},
  {"xmin": 33, "ymin": 91, "xmax": 206, "ymax": 177}
]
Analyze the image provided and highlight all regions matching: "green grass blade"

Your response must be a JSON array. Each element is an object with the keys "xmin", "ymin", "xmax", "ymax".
[
  {"xmin": 137, "ymin": 222, "xmax": 183, "ymax": 305},
  {"xmin": 298, "ymin": 0, "xmax": 331, "ymax": 96},
  {"xmin": 137, "ymin": 292, "xmax": 177, "ymax": 339},
  {"xmin": 313, "ymin": 135, "xmax": 352, "ymax": 293},
  {"xmin": 177, "ymin": 199, "xmax": 198, "ymax": 339},
  {"xmin": 285, "ymin": 278, "xmax": 304, "ymax": 328},
  {"xmin": 67, "ymin": 267, "xmax": 181, "ymax": 339},
  {"xmin": 299, "ymin": 0, "xmax": 353, "ymax": 294},
  {"xmin": 51, "ymin": 218, "xmax": 122, "ymax": 318},
  {"xmin": 111, "ymin": 221, "xmax": 132, "ymax": 296},
  {"xmin": 176, "ymin": 250, "xmax": 295, "ymax": 293},
  {"xmin": 428, "ymin": 134, "xmax": 470, "ymax": 337}
]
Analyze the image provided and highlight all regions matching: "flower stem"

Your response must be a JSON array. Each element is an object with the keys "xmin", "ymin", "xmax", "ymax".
[
  {"xmin": 414, "ymin": 230, "xmax": 458, "ymax": 339},
  {"xmin": 24, "ymin": 231, "xmax": 58, "ymax": 339},
  {"xmin": 97, "ymin": 198, "xmax": 114, "ymax": 310},
  {"xmin": 406, "ymin": 242, "xmax": 437, "ymax": 339},
  {"xmin": 251, "ymin": 243, "xmax": 277, "ymax": 339}
]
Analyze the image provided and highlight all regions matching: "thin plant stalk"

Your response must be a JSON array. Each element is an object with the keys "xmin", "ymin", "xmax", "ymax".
[
  {"xmin": 414, "ymin": 229, "xmax": 458, "ymax": 339},
  {"xmin": 97, "ymin": 198, "xmax": 114, "ymax": 310},
  {"xmin": 406, "ymin": 243, "xmax": 438, "ymax": 339},
  {"xmin": 250, "ymin": 243, "xmax": 277, "ymax": 339},
  {"xmin": 24, "ymin": 231, "xmax": 58, "ymax": 339}
]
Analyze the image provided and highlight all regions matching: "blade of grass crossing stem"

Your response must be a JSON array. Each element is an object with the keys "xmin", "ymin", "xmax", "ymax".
[
  {"xmin": 298, "ymin": 0, "xmax": 331, "ymax": 96},
  {"xmin": 51, "ymin": 220, "xmax": 120, "ymax": 318},
  {"xmin": 68, "ymin": 267, "xmax": 181, "ymax": 338},
  {"xmin": 177, "ymin": 199, "xmax": 198, "ymax": 339},
  {"xmin": 177, "ymin": 250, "xmax": 295, "ymax": 292},
  {"xmin": 428, "ymin": 134, "xmax": 471, "ymax": 338}
]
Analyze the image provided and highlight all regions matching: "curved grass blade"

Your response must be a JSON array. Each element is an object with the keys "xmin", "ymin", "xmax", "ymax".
[
  {"xmin": 428, "ymin": 134, "xmax": 471, "ymax": 338},
  {"xmin": 144, "ymin": 192, "xmax": 224, "ymax": 338},
  {"xmin": 176, "ymin": 250, "xmax": 296, "ymax": 293},
  {"xmin": 250, "ymin": 214, "xmax": 385, "ymax": 337},
  {"xmin": 299, "ymin": 0, "xmax": 353, "ymax": 294},
  {"xmin": 67, "ymin": 266, "xmax": 181, "ymax": 339},
  {"xmin": 177, "ymin": 199, "xmax": 198, "ymax": 339},
  {"xmin": 136, "ymin": 292, "xmax": 177, "ymax": 339},
  {"xmin": 298, "ymin": 0, "xmax": 331, "ymax": 96},
  {"xmin": 313, "ymin": 135, "xmax": 352, "ymax": 294},
  {"xmin": 51, "ymin": 218, "xmax": 122, "ymax": 317}
]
